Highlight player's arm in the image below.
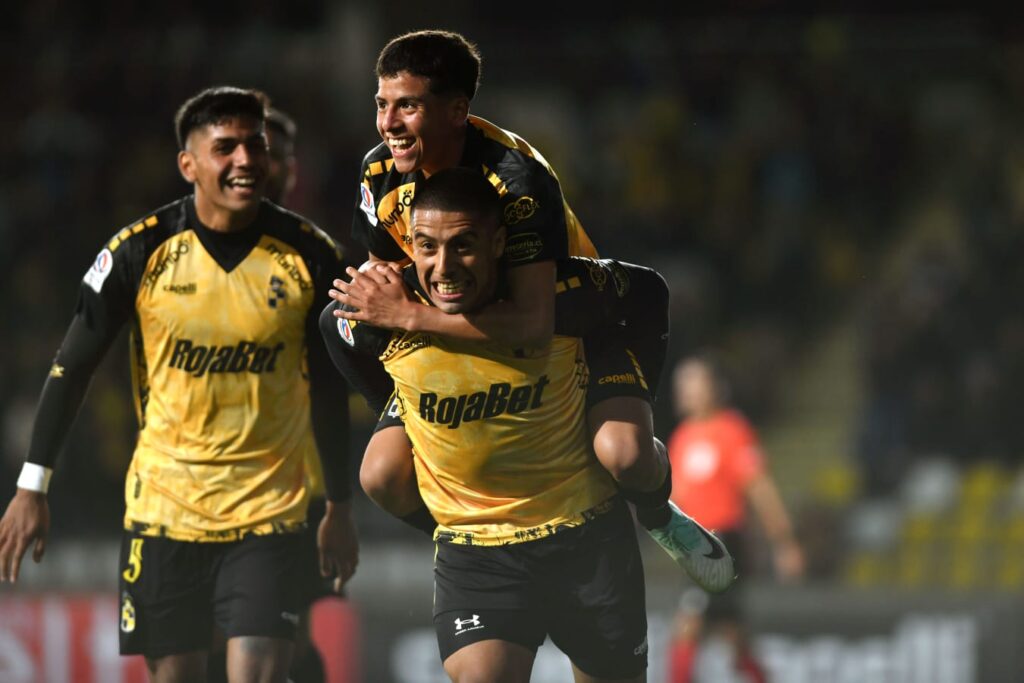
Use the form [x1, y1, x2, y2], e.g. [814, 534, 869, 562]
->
[745, 473, 805, 582]
[318, 300, 395, 415]
[334, 259, 555, 346]
[0, 275, 129, 582]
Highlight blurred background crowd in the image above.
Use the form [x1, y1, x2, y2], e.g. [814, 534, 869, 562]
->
[1, 0, 1022, 661]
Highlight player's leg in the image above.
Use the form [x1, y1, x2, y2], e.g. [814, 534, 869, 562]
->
[225, 636, 293, 682]
[442, 639, 535, 683]
[578, 281, 733, 592]
[215, 533, 304, 683]
[359, 422, 437, 535]
[434, 542, 545, 683]
[145, 653, 208, 683]
[118, 531, 217, 682]
[544, 500, 648, 683]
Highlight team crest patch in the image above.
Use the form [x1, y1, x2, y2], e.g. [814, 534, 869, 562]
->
[120, 594, 136, 633]
[359, 183, 378, 226]
[585, 261, 608, 291]
[83, 248, 114, 293]
[268, 276, 286, 308]
[337, 317, 357, 346]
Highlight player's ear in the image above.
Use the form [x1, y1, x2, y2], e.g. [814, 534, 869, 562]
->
[449, 95, 470, 125]
[492, 224, 506, 259]
[178, 150, 197, 183]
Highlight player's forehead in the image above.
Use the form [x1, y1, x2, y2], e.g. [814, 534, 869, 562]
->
[189, 116, 264, 145]
[412, 209, 485, 240]
[376, 71, 432, 101]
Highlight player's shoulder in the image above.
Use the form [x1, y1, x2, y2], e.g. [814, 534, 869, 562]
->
[468, 116, 558, 184]
[360, 141, 395, 175]
[81, 197, 190, 293]
[260, 200, 344, 263]
[466, 114, 561, 198]
[96, 197, 189, 259]
[718, 409, 757, 437]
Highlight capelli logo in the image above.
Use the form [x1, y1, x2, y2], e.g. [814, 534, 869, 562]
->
[163, 282, 197, 295]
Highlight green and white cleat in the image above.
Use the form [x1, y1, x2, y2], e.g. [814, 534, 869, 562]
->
[648, 501, 736, 593]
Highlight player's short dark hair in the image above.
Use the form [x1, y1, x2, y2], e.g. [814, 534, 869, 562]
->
[376, 30, 481, 100]
[174, 86, 266, 149]
[265, 106, 297, 142]
[411, 168, 501, 229]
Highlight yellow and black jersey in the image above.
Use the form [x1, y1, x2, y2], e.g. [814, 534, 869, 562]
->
[328, 265, 617, 546]
[29, 196, 351, 541]
[352, 115, 598, 265]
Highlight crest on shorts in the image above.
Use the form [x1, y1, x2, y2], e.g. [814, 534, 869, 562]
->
[120, 594, 136, 633]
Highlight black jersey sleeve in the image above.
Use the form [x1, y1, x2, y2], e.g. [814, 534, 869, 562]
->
[318, 300, 396, 416]
[26, 246, 136, 470]
[304, 233, 354, 502]
[498, 159, 571, 266]
[350, 156, 408, 262]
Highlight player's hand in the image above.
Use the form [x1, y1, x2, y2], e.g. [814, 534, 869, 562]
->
[773, 537, 805, 583]
[330, 264, 418, 331]
[0, 489, 50, 583]
[317, 499, 359, 593]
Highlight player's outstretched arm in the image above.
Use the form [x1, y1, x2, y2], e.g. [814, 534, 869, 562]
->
[0, 489, 50, 583]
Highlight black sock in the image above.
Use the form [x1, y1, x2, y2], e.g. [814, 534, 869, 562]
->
[619, 464, 673, 530]
[399, 505, 438, 537]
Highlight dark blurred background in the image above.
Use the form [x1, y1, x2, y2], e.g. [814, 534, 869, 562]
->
[2, 3, 1023, 682]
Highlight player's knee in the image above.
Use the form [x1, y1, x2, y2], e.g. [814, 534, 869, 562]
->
[592, 426, 649, 482]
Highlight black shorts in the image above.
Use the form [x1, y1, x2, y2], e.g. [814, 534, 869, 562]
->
[117, 530, 305, 657]
[554, 259, 670, 406]
[583, 324, 657, 408]
[433, 499, 648, 679]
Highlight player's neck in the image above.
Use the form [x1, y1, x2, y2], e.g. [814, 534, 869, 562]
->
[192, 195, 260, 233]
[421, 125, 468, 178]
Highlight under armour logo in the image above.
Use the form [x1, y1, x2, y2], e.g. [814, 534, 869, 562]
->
[454, 614, 482, 633]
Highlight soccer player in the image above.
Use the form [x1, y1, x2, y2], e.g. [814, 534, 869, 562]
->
[264, 105, 298, 206]
[665, 353, 804, 683]
[0, 87, 357, 683]
[333, 29, 724, 581]
[203, 100, 334, 683]
[326, 167, 655, 682]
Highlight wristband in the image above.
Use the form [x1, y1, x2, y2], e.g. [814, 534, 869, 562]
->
[17, 463, 53, 493]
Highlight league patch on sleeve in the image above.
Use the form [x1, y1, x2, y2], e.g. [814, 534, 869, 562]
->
[337, 316, 357, 346]
[83, 248, 114, 293]
[359, 183, 378, 226]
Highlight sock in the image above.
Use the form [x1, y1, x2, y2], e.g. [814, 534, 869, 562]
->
[619, 461, 673, 530]
[399, 505, 438, 537]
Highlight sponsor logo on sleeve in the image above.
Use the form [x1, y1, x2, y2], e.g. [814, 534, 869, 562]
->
[338, 317, 357, 346]
[503, 233, 544, 263]
[360, 183, 378, 226]
[83, 248, 114, 293]
[503, 196, 538, 226]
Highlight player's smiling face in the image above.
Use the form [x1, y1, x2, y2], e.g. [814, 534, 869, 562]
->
[412, 207, 505, 314]
[376, 71, 468, 176]
[178, 116, 268, 229]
